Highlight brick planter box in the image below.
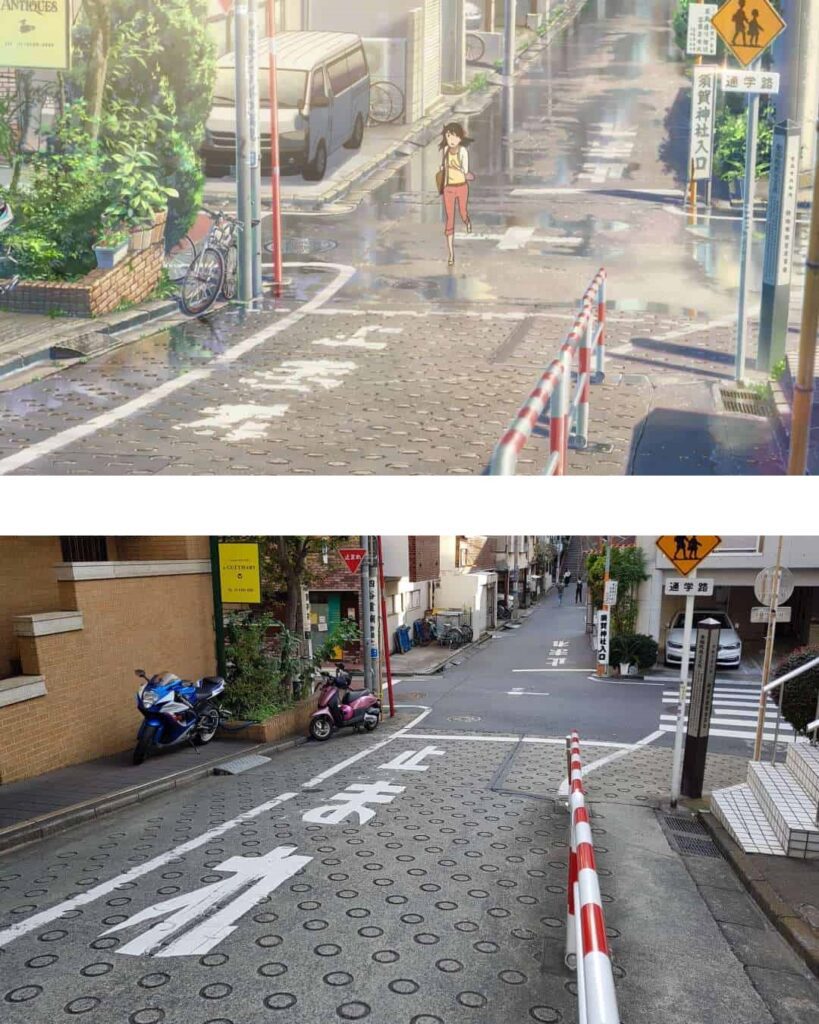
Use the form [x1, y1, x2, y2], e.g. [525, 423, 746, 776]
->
[218, 693, 320, 744]
[0, 242, 164, 318]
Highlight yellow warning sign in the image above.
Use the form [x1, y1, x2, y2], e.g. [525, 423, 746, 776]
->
[711, 0, 786, 68]
[656, 536, 722, 577]
[0, 0, 71, 71]
[218, 543, 261, 604]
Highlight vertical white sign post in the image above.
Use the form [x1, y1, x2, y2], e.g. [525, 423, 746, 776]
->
[687, 4, 718, 56]
[689, 67, 718, 184]
[758, 121, 800, 372]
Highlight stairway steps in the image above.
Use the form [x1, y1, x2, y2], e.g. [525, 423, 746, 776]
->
[711, 783, 786, 856]
[747, 761, 819, 858]
[785, 743, 819, 811]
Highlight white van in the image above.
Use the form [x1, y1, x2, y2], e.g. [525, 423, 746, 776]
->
[203, 31, 370, 182]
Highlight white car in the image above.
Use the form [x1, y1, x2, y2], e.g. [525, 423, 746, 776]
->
[466, 2, 483, 29]
[664, 609, 742, 668]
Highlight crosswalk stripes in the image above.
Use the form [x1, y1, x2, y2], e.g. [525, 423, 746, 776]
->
[659, 682, 795, 743]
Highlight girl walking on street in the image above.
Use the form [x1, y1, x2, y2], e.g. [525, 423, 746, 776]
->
[438, 122, 475, 266]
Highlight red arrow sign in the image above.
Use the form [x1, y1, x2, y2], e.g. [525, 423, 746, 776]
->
[338, 548, 367, 574]
[217, 0, 232, 12]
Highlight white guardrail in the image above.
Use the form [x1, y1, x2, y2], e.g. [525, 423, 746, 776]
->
[565, 730, 621, 1024]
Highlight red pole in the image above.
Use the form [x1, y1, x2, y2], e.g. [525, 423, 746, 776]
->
[266, 0, 283, 298]
[376, 535, 395, 718]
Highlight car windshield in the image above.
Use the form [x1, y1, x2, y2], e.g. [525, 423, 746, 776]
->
[214, 67, 308, 110]
[671, 611, 732, 629]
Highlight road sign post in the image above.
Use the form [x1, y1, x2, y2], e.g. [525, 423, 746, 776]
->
[233, 2, 254, 304]
[752, 538, 791, 761]
[680, 617, 722, 799]
[360, 536, 373, 692]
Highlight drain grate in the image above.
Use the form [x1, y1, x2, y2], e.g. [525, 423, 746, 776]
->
[671, 834, 723, 858]
[663, 815, 708, 835]
[719, 386, 771, 417]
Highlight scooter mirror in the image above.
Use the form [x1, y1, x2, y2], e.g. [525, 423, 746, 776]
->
[135, 669, 147, 679]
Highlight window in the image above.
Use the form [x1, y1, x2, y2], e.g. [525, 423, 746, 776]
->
[712, 536, 761, 554]
[410, 591, 421, 610]
[347, 46, 368, 85]
[60, 537, 108, 562]
[327, 54, 350, 94]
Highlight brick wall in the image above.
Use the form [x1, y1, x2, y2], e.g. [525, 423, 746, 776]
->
[0, 572, 215, 784]
[114, 537, 210, 561]
[306, 549, 363, 591]
[0, 244, 164, 318]
[409, 536, 440, 582]
[0, 537, 64, 678]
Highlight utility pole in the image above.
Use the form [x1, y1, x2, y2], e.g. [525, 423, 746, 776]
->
[233, 0, 254, 303]
[248, 0, 263, 299]
[753, 536, 784, 760]
[503, 0, 516, 78]
[266, 0, 284, 298]
[787, 114, 819, 475]
[735, 60, 761, 382]
[360, 536, 374, 691]
[376, 536, 396, 717]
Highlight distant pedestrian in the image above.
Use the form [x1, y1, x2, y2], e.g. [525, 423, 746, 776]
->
[437, 122, 475, 267]
[556, 582, 565, 605]
[575, 579, 583, 604]
[563, 569, 571, 587]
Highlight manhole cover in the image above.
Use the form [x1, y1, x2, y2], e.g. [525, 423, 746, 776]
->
[663, 815, 708, 836]
[719, 386, 771, 417]
[448, 715, 481, 723]
[669, 834, 723, 859]
[264, 237, 338, 255]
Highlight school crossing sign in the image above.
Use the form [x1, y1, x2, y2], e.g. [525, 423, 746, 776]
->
[710, 0, 786, 68]
[0, 0, 71, 70]
[656, 536, 722, 576]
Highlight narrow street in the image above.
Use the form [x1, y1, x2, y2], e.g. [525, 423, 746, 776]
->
[2, 590, 817, 1024]
[0, 0, 806, 476]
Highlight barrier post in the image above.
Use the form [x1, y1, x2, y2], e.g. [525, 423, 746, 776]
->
[594, 275, 606, 382]
[574, 304, 591, 448]
[550, 356, 567, 475]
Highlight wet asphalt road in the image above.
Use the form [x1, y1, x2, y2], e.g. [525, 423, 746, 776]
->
[0, 0, 808, 475]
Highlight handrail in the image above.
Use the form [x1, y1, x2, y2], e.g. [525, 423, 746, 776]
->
[807, 718, 819, 738]
[761, 655, 819, 693]
[488, 269, 606, 475]
[564, 731, 621, 1024]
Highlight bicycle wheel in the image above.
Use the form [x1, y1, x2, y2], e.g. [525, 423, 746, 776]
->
[466, 33, 485, 63]
[369, 81, 404, 125]
[180, 246, 224, 316]
[221, 245, 238, 300]
[165, 234, 197, 282]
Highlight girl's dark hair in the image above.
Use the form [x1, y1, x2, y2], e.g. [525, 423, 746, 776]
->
[439, 122, 473, 149]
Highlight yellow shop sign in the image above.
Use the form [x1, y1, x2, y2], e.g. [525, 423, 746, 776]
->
[0, 0, 71, 71]
[218, 543, 262, 604]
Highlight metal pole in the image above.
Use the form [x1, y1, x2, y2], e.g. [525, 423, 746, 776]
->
[753, 536, 784, 761]
[504, 0, 516, 78]
[266, 0, 284, 299]
[376, 536, 396, 718]
[596, 537, 611, 678]
[670, 569, 697, 808]
[248, 0, 263, 300]
[736, 67, 761, 381]
[233, 1, 253, 304]
[209, 538, 227, 678]
[787, 115, 819, 475]
[360, 536, 373, 691]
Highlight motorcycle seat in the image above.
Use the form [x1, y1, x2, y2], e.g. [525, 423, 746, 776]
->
[196, 676, 225, 698]
[343, 688, 371, 704]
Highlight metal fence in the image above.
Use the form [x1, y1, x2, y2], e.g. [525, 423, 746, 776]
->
[488, 269, 607, 475]
[565, 730, 621, 1024]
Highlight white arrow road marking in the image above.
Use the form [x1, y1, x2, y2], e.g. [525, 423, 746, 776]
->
[241, 359, 356, 393]
[557, 730, 664, 797]
[507, 690, 550, 696]
[379, 746, 446, 771]
[104, 846, 312, 957]
[312, 325, 403, 350]
[0, 261, 357, 475]
[175, 403, 288, 442]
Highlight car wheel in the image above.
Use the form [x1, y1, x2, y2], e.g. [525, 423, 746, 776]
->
[344, 114, 364, 149]
[303, 139, 327, 181]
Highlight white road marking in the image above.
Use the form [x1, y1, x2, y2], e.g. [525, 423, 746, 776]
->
[405, 733, 630, 749]
[557, 729, 664, 797]
[512, 668, 590, 673]
[312, 325, 403, 351]
[660, 713, 794, 730]
[0, 261, 357, 475]
[241, 359, 356, 393]
[176, 403, 288, 441]
[498, 226, 536, 250]
[507, 690, 551, 696]
[658, 725, 794, 742]
[379, 746, 445, 771]
[302, 781, 405, 825]
[0, 792, 297, 949]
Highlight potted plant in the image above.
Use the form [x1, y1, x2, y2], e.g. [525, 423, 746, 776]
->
[105, 145, 178, 254]
[92, 222, 130, 270]
[609, 633, 659, 676]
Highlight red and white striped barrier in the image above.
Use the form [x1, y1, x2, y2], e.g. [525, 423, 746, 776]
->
[565, 731, 621, 1024]
[488, 269, 607, 475]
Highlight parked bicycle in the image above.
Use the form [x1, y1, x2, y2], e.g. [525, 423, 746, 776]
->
[0, 201, 20, 296]
[179, 206, 240, 316]
[368, 80, 405, 125]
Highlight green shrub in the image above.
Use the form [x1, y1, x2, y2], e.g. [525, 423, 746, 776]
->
[224, 611, 291, 721]
[714, 102, 774, 183]
[609, 633, 659, 670]
[771, 647, 819, 737]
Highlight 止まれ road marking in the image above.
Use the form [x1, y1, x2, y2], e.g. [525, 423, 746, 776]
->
[0, 261, 357, 475]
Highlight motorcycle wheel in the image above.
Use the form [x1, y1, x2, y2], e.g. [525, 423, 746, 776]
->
[133, 724, 157, 765]
[194, 704, 219, 745]
[363, 714, 380, 732]
[310, 717, 332, 741]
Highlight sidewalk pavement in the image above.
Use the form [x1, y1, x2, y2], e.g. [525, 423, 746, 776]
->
[0, 733, 306, 856]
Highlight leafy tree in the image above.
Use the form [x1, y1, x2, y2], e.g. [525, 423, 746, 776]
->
[672, 0, 692, 53]
[771, 647, 819, 737]
[714, 101, 774, 183]
[585, 543, 649, 636]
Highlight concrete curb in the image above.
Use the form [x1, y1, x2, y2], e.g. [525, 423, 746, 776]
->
[0, 735, 308, 858]
[699, 810, 819, 978]
[402, 630, 494, 676]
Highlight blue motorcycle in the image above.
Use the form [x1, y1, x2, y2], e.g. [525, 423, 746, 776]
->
[133, 669, 228, 765]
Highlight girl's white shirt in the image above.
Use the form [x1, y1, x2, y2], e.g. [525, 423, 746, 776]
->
[448, 144, 469, 176]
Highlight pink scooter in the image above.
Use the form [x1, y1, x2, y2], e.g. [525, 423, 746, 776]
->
[309, 664, 381, 742]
